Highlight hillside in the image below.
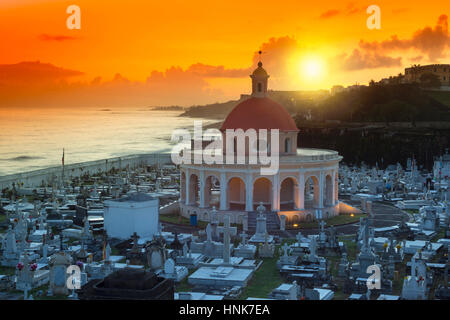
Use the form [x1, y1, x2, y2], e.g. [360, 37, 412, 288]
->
[179, 90, 329, 120]
[315, 84, 450, 123]
[426, 90, 450, 108]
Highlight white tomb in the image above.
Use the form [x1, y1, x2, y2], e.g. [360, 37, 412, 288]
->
[104, 193, 159, 240]
[188, 266, 254, 288]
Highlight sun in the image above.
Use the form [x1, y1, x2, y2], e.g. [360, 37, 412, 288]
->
[300, 57, 325, 80]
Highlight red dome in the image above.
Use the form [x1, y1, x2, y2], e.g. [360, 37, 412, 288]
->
[220, 97, 299, 132]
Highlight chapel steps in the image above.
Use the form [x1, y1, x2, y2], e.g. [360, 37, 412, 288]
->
[247, 211, 280, 232]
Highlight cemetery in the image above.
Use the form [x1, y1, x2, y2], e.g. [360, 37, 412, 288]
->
[0, 149, 449, 301]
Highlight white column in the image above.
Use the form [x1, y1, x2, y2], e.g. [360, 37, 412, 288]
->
[185, 168, 190, 205]
[220, 172, 228, 210]
[293, 183, 300, 210]
[319, 171, 325, 209]
[180, 170, 185, 202]
[298, 172, 305, 210]
[245, 173, 253, 212]
[272, 174, 280, 211]
[199, 170, 206, 208]
[331, 169, 336, 206]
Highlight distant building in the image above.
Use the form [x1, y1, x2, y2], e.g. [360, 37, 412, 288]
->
[404, 64, 450, 85]
[104, 192, 159, 240]
[330, 85, 345, 95]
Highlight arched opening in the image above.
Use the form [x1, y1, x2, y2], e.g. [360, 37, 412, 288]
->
[188, 174, 200, 205]
[180, 172, 186, 202]
[325, 175, 333, 206]
[258, 82, 262, 92]
[284, 138, 291, 153]
[304, 176, 319, 209]
[280, 177, 298, 210]
[203, 175, 220, 208]
[227, 177, 246, 211]
[253, 177, 272, 211]
[291, 215, 300, 227]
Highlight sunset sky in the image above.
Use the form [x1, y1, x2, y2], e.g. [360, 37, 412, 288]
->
[0, 0, 449, 107]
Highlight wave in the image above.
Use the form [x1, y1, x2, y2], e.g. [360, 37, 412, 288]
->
[0, 156, 45, 161]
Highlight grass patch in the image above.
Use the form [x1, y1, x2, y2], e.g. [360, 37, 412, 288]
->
[111, 247, 121, 256]
[238, 243, 286, 299]
[159, 213, 241, 230]
[175, 269, 196, 293]
[159, 213, 208, 229]
[338, 235, 358, 260]
[427, 90, 450, 107]
[332, 289, 349, 300]
[0, 266, 16, 276]
[298, 213, 366, 229]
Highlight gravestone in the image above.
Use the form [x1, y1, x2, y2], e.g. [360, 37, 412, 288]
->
[401, 255, 428, 300]
[249, 203, 273, 244]
[259, 233, 275, 258]
[162, 258, 188, 282]
[234, 231, 256, 259]
[48, 251, 72, 296]
[217, 215, 237, 265]
[164, 258, 175, 275]
[1, 225, 21, 267]
[280, 215, 286, 231]
[242, 215, 248, 232]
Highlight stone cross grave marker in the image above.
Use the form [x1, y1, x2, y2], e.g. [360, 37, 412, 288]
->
[217, 215, 237, 264]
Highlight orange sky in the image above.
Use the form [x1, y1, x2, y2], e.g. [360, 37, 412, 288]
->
[0, 0, 449, 107]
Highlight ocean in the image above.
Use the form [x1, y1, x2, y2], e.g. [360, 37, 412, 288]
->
[0, 107, 214, 176]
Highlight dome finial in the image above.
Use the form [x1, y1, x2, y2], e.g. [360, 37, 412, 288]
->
[257, 50, 263, 66]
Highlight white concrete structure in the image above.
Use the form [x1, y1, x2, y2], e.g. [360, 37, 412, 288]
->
[179, 63, 342, 225]
[104, 193, 159, 240]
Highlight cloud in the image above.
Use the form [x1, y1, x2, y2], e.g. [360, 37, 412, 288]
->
[38, 34, 78, 42]
[410, 55, 424, 62]
[359, 14, 450, 61]
[251, 36, 301, 77]
[186, 63, 251, 78]
[0, 62, 221, 108]
[335, 49, 402, 71]
[345, 2, 364, 15]
[318, 3, 364, 19]
[319, 9, 340, 19]
[0, 61, 84, 85]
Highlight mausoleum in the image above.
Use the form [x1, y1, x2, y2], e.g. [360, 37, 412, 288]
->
[179, 62, 342, 226]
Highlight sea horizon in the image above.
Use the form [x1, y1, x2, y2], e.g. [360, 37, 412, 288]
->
[0, 107, 214, 176]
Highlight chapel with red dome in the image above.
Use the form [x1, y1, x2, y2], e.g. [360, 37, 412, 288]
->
[179, 61, 343, 229]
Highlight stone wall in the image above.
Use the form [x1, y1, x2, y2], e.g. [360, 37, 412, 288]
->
[0, 153, 173, 189]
